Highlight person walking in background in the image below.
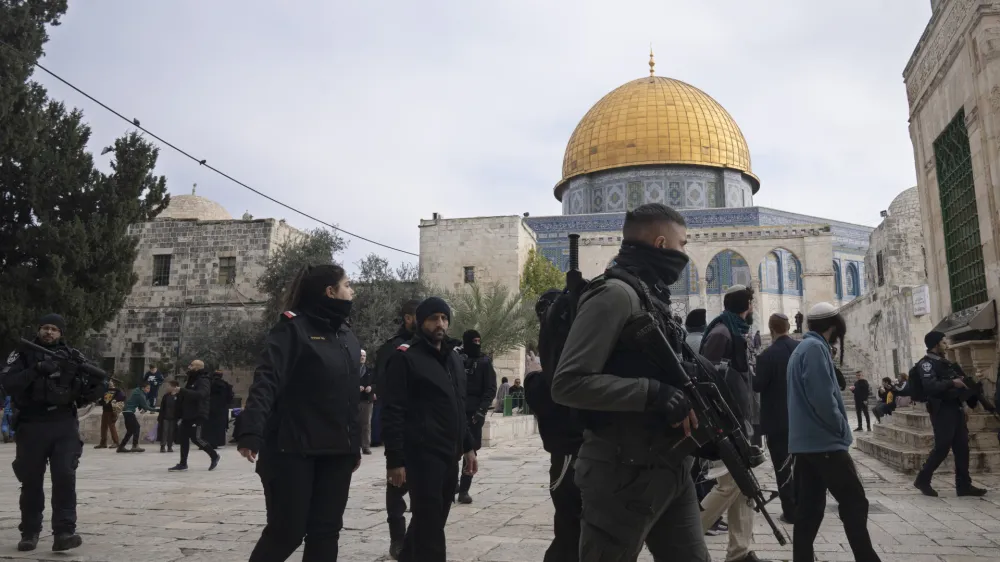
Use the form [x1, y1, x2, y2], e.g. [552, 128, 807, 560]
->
[205, 370, 234, 448]
[158, 381, 180, 453]
[787, 303, 880, 562]
[851, 372, 872, 432]
[144, 365, 164, 406]
[753, 313, 798, 524]
[237, 264, 363, 562]
[752, 330, 762, 351]
[359, 350, 374, 455]
[684, 308, 707, 351]
[495, 377, 510, 412]
[170, 360, 220, 472]
[456, 330, 497, 504]
[95, 380, 125, 449]
[2, 395, 16, 443]
[118, 383, 154, 453]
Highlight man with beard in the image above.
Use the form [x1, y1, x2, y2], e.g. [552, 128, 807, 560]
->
[787, 303, 880, 562]
[0, 314, 102, 552]
[169, 360, 220, 472]
[375, 299, 420, 558]
[456, 330, 497, 504]
[382, 297, 478, 562]
[698, 285, 767, 562]
[551, 203, 709, 562]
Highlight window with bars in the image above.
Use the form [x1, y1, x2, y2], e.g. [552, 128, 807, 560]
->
[876, 252, 885, 287]
[933, 109, 987, 313]
[218, 256, 237, 284]
[463, 266, 475, 284]
[152, 254, 172, 286]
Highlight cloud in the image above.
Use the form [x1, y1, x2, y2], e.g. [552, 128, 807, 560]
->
[36, 0, 930, 271]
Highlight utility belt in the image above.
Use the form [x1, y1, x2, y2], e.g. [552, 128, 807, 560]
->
[578, 429, 694, 468]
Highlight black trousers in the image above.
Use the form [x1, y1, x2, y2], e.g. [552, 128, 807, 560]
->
[765, 432, 795, 521]
[249, 453, 355, 562]
[458, 417, 483, 495]
[793, 451, 880, 562]
[120, 412, 141, 448]
[179, 420, 216, 465]
[386, 481, 408, 542]
[12, 418, 82, 535]
[544, 453, 581, 562]
[915, 405, 971, 489]
[855, 400, 871, 429]
[399, 453, 458, 562]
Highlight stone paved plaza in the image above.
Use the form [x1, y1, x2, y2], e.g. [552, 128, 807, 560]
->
[0, 431, 998, 561]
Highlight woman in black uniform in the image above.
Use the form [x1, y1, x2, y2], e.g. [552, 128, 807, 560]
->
[237, 264, 362, 562]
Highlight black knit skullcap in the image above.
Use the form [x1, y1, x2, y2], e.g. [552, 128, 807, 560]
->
[416, 297, 451, 326]
[925, 331, 946, 350]
[39, 313, 66, 334]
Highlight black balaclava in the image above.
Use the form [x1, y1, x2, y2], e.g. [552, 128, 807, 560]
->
[613, 241, 689, 286]
[463, 329, 482, 357]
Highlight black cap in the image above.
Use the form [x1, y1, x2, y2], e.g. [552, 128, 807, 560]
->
[684, 308, 707, 330]
[925, 331, 946, 350]
[39, 313, 66, 334]
[416, 297, 451, 327]
[401, 299, 421, 317]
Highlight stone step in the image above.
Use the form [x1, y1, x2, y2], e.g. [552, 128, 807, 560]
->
[890, 407, 1000, 431]
[854, 434, 1000, 473]
[872, 422, 1000, 450]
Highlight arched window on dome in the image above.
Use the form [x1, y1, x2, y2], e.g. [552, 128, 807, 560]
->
[833, 261, 843, 301]
[707, 250, 750, 294]
[847, 263, 860, 298]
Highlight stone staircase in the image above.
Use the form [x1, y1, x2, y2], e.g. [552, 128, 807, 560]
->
[854, 406, 1000, 473]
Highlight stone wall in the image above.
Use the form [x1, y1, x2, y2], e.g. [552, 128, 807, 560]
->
[906, 1, 1000, 324]
[839, 187, 935, 378]
[94, 217, 302, 384]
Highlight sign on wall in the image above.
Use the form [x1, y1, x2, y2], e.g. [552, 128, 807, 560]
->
[913, 285, 930, 316]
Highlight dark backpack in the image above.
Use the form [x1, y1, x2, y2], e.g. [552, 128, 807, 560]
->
[908, 362, 926, 402]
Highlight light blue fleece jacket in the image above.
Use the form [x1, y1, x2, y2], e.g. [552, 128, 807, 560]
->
[787, 331, 852, 454]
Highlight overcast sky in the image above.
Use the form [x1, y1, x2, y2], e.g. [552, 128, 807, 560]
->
[36, 1, 931, 270]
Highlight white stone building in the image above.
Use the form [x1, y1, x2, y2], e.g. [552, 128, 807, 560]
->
[419, 59, 873, 382]
[94, 193, 302, 396]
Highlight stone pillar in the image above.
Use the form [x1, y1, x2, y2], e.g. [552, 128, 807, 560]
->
[801, 234, 835, 314]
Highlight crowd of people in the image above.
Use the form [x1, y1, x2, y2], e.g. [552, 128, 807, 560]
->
[0, 203, 995, 561]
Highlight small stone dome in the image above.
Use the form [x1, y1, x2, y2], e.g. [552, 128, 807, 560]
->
[157, 194, 233, 221]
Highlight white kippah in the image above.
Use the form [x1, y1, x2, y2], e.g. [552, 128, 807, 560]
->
[725, 284, 747, 295]
[807, 302, 839, 320]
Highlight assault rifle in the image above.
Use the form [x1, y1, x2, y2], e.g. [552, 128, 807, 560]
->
[620, 313, 787, 546]
[959, 374, 1000, 423]
[19, 338, 108, 384]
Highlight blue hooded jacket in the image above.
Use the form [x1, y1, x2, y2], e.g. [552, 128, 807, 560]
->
[787, 331, 852, 454]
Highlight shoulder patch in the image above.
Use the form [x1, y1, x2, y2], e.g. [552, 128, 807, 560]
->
[283, 311, 297, 319]
[921, 361, 932, 373]
[397, 344, 410, 352]
[6, 352, 18, 365]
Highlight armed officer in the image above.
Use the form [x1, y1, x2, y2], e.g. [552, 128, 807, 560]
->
[0, 314, 102, 552]
[375, 299, 420, 560]
[913, 331, 988, 498]
[552, 203, 709, 562]
[456, 329, 497, 504]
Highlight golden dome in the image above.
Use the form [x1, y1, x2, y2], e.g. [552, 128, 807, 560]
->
[556, 75, 758, 200]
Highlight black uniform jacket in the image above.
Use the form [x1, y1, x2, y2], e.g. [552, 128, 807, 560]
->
[918, 353, 973, 410]
[178, 370, 211, 422]
[238, 309, 362, 458]
[373, 325, 412, 396]
[753, 334, 798, 436]
[1, 339, 83, 422]
[462, 353, 497, 418]
[381, 335, 475, 469]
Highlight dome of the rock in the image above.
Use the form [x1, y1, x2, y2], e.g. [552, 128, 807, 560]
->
[157, 194, 233, 221]
[555, 74, 758, 201]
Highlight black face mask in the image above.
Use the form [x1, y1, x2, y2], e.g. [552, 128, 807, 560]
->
[614, 242, 690, 286]
[305, 295, 353, 322]
[465, 342, 482, 357]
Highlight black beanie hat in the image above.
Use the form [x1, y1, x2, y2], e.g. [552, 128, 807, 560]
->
[416, 297, 451, 327]
[39, 313, 66, 334]
[685, 308, 707, 330]
[925, 330, 946, 350]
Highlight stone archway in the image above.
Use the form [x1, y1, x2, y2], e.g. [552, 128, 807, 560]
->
[756, 248, 805, 322]
[706, 250, 751, 294]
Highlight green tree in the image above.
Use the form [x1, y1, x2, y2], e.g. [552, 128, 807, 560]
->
[446, 283, 534, 358]
[520, 247, 564, 301]
[351, 254, 424, 363]
[256, 228, 347, 320]
[0, 1, 170, 353]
